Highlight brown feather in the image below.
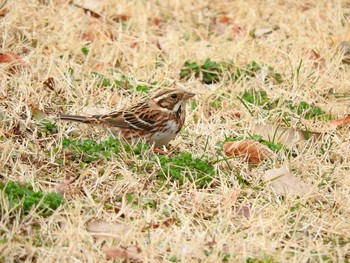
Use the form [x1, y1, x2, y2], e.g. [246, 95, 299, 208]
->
[58, 88, 195, 147]
[59, 115, 91, 123]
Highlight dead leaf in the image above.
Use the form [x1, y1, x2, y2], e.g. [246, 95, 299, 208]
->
[112, 14, 129, 23]
[91, 62, 112, 72]
[55, 174, 81, 196]
[31, 107, 46, 120]
[231, 25, 243, 36]
[148, 218, 175, 229]
[80, 7, 100, 18]
[81, 18, 102, 41]
[299, 115, 350, 133]
[73, 0, 102, 18]
[148, 17, 161, 26]
[55, 182, 72, 195]
[305, 49, 325, 69]
[87, 220, 131, 236]
[103, 246, 142, 262]
[234, 205, 261, 219]
[130, 41, 138, 49]
[155, 40, 168, 56]
[81, 17, 113, 42]
[218, 16, 232, 25]
[43, 77, 56, 91]
[223, 140, 273, 164]
[250, 27, 278, 38]
[307, 49, 321, 59]
[0, 52, 25, 73]
[210, 16, 243, 38]
[206, 240, 217, 248]
[250, 123, 320, 147]
[0, 8, 9, 17]
[263, 166, 311, 196]
[220, 110, 241, 121]
[328, 115, 350, 129]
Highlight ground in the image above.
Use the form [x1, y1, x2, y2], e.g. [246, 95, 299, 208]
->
[1, 0, 350, 262]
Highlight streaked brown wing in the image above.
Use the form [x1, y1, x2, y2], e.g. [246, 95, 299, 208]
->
[93, 111, 131, 128]
[122, 110, 156, 130]
[95, 102, 157, 131]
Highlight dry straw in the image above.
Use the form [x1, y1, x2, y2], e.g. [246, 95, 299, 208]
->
[0, 0, 350, 261]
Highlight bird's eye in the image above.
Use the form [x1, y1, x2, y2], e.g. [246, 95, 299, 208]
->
[170, 94, 177, 99]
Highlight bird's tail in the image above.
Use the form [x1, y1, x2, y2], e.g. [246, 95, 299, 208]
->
[59, 114, 96, 124]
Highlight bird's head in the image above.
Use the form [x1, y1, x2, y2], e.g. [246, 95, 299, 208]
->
[152, 88, 195, 113]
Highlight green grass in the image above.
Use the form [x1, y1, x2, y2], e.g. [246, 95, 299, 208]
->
[81, 46, 89, 56]
[89, 72, 155, 93]
[157, 152, 215, 187]
[241, 90, 333, 120]
[180, 59, 226, 84]
[241, 90, 269, 107]
[180, 59, 282, 84]
[61, 138, 215, 187]
[61, 137, 150, 163]
[1, 1, 349, 262]
[220, 134, 285, 153]
[0, 181, 64, 217]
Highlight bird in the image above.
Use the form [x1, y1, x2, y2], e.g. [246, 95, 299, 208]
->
[59, 88, 195, 148]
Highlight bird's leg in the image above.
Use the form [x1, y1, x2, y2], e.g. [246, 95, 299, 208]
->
[152, 146, 173, 157]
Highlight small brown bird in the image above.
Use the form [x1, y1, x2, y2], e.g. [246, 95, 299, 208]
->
[59, 88, 195, 148]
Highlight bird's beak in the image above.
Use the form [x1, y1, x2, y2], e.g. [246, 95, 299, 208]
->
[183, 92, 195, 100]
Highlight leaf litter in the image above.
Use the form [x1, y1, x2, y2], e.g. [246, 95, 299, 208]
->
[263, 166, 311, 197]
[103, 246, 142, 262]
[1, 1, 350, 262]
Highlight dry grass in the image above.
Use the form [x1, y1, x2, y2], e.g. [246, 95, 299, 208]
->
[1, 0, 350, 262]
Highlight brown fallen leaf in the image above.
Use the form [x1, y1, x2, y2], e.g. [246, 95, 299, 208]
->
[250, 26, 279, 38]
[299, 115, 350, 133]
[81, 18, 102, 41]
[43, 77, 56, 92]
[223, 140, 273, 164]
[220, 110, 241, 121]
[148, 17, 161, 26]
[55, 174, 81, 196]
[231, 25, 243, 36]
[31, 107, 47, 120]
[305, 49, 325, 69]
[206, 240, 217, 248]
[91, 62, 112, 72]
[218, 16, 232, 25]
[210, 16, 243, 38]
[73, 0, 102, 18]
[263, 166, 311, 196]
[112, 14, 129, 23]
[79, 6, 100, 18]
[55, 182, 72, 196]
[328, 115, 350, 129]
[103, 246, 142, 262]
[81, 17, 113, 42]
[148, 218, 175, 229]
[130, 41, 138, 49]
[0, 8, 9, 17]
[0, 52, 25, 73]
[234, 205, 262, 219]
[250, 123, 321, 147]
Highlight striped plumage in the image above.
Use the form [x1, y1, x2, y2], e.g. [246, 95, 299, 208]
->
[59, 88, 195, 148]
